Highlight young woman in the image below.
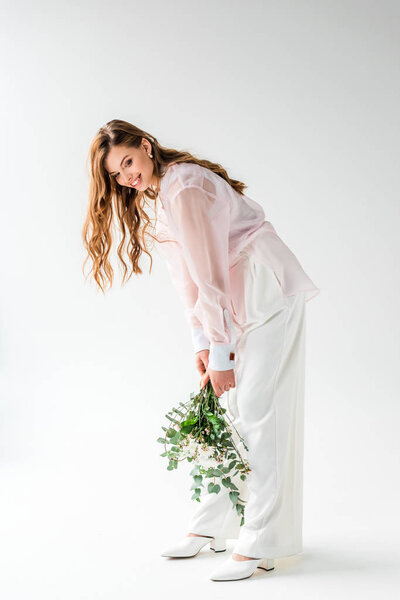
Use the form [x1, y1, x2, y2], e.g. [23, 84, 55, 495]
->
[82, 119, 320, 582]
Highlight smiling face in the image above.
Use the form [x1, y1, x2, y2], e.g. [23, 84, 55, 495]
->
[104, 140, 159, 191]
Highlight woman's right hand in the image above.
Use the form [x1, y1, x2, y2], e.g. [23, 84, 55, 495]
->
[195, 349, 210, 388]
[195, 350, 236, 398]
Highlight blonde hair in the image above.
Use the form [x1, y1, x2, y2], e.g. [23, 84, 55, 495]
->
[82, 119, 247, 293]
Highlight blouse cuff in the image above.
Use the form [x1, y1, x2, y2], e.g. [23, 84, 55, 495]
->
[191, 326, 211, 353]
[208, 342, 236, 371]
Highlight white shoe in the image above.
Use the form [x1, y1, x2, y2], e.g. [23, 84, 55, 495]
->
[210, 555, 275, 581]
[161, 535, 226, 558]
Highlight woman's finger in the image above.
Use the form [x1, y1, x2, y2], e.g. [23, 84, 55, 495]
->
[201, 372, 210, 388]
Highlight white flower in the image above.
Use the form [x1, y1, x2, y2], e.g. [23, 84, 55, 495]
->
[178, 437, 229, 469]
[193, 445, 224, 468]
[179, 437, 201, 460]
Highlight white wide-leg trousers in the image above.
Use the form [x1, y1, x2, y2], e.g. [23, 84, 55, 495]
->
[186, 248, 307, 559]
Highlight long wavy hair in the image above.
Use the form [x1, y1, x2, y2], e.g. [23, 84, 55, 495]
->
[82, 119, 248, 293]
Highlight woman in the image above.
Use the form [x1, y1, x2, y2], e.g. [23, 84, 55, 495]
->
[82, 119, 320, 582]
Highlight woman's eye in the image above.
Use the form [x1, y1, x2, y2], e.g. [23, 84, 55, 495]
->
[112, 158, 132, 180]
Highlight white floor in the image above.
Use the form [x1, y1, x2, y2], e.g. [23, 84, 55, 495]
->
[1, 340, 399, 599]
[1, 444, 399, 600]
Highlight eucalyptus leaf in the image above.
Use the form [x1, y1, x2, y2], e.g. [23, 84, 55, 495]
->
[172, 408, 185, 417]
[229, 491, 239, 506]
[166, 415, 180, 425]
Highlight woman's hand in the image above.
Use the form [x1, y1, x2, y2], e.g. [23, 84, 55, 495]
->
[195, 349, 210, 386]
[195, 349, 236, 397]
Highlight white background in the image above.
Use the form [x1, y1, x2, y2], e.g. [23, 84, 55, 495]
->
[1, 0, 399, 598]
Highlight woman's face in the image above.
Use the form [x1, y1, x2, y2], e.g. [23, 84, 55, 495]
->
[104, 140, 158, 190]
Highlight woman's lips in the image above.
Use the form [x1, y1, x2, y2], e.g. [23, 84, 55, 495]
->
[131, 174, 141, 187]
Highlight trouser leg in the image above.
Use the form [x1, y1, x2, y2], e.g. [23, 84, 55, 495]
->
[232, 288, 306, 558]
[187, 256, 307, 558]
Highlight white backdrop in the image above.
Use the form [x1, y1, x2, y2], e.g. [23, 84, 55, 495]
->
[1, 1, 399, 598]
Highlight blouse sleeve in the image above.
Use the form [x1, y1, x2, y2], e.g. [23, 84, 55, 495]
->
[168, 184, 237, 371]
[156, 238, 211, 353]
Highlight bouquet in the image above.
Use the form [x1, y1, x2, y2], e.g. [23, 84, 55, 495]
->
[157, 380, 251, 526]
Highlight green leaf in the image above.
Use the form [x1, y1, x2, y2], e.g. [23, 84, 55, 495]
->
[207, 483, 221, 494]
[169, 436, 181, 446]
[166, 415, 180, 424]
[194, 487, 201, 495]
[172, 407, 185, 417]
[160, 452, 168, 457]
[182, 417, 198, 427]
[157, 437, 166, 444]
[229, 491, 239, 506]
[180, 425, 192, 435]
[190, 477, 203, 490]
[208, 468, 220, 477]
[206, 412, 220, 424]
[180, 417, 198, 434]
[213, 469, 225, 477]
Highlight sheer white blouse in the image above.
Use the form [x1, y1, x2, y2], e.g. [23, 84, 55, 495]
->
[152, 162, 320, 371]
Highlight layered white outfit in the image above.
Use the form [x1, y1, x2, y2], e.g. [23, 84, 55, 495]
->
[154, 162, 320, 558]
